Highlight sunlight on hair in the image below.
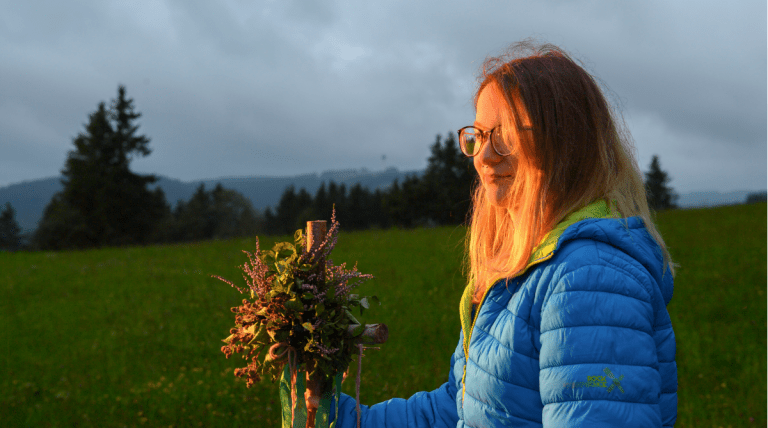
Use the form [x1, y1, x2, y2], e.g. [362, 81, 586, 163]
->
[464, 38, 680, 304]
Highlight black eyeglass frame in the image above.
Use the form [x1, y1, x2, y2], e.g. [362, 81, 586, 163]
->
[457, 125, 532, 157]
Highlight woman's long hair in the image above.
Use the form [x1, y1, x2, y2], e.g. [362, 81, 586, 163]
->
[465, 39, 680, 304]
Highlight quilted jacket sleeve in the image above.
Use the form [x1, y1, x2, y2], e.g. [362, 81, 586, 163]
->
[538, 258, 671, 427]
[329, 348, 460, 428]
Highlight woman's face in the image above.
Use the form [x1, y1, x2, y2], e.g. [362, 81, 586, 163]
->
[473, 83, 533, 208]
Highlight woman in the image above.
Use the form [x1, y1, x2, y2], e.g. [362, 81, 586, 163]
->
[330, 40, 679, 427]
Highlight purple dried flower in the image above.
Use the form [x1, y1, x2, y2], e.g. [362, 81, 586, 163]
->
[314, 343, 339, 356]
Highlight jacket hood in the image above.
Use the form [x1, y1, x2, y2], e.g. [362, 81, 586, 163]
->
[535, 198, 675, 306]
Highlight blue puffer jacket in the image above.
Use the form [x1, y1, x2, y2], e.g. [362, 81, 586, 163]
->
[331, 198, 678, 427]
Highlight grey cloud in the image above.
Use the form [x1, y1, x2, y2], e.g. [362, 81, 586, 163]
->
[0, 0, 764, 193]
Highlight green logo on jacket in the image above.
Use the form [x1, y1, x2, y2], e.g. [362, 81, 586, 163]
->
[563, 368, 625, 393]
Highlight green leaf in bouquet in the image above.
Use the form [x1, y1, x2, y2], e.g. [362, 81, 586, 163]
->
[301, 292, 313, 300]
[272, 242, 297, 262]
[249, 324, 270, 345]
[243, 324, 258, 336]
[315, 303, 325, 316]
[284, 297, 304, 312]
[294, 228, 305, 248]
[263, 349, 278, 366]
[344, 309, 360, 325]
[273, 268, 292, 290]
[302, 322, 315, 333]
[270, 281, 288, 295]
[261, 249, 277, 267]
[264, 265, 278, 278]
[266, 289, 279, 302]
[274, 329, 289, 343]
[222, 333, 235, 344]
[266, 321, 280, 338]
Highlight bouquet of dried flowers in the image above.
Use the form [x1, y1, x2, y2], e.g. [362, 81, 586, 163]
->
[214, 208, 382, 428]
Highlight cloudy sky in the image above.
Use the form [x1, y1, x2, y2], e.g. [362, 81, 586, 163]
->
[1, 0, 766, 195]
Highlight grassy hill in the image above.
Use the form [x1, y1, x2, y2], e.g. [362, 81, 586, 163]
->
[1, 202, 765, 427]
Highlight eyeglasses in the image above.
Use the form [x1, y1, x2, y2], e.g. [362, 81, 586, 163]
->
[457, 125, 532, 157]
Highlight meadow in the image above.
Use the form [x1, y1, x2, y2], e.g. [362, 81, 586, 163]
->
[1, 202, 765, 427]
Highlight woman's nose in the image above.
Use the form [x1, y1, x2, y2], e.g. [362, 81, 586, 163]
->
[477, 136, 501, 165]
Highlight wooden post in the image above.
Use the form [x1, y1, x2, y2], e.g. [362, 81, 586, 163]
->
[303, 220, 327, 428]
[306, 221, 327, 287]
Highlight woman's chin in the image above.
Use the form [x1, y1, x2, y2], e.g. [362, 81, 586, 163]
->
[487, 193, 514, 208]
[484, 191, 519, 211]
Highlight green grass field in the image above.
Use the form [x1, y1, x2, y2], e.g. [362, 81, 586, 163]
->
[2, 202, 765, 427]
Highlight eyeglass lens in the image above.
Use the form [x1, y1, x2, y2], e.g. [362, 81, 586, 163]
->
[460, 127, 511, 156]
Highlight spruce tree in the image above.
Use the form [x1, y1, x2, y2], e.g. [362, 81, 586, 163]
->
[644, 155, 679, 212]
[182, 184, 216, 241]
[292, 187, 313, 232]
[346, 183, 373, 230]
[274, 185, 298, 235]
[313, 183, 329, 223]
[34, 85, 169, 250]
[210, 183, 260, 239]
[372, 188, 389, 229]
[419, 132, 475, 225]
[0, 202, 22, 251]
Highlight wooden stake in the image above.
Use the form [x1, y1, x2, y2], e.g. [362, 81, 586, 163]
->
[304, 220, 327, 428]
[306, 220, 327, 288]
[306, 220, 327, 253]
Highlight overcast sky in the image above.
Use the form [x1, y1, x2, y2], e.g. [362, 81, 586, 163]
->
[1, 0, 766, 195]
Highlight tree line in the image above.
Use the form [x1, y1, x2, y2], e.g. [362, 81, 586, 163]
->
[1, 85, 715, 252]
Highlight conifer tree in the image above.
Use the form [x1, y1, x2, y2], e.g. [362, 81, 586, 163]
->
[274, 185, 298, 235]
[419, 132, 475, 225]
[182, 184, 216, 241]
[210, 183, 261, 239]
[292, 188, 313, 232]
[644, 154, 679, 212]
[313, 183, 329, 222]
[372, 188, 389, 229]
[34, 85, 169, 250]
[346, 183, 372, 230]
[385, 174, 424, 228]
[0, 202, 22, 251]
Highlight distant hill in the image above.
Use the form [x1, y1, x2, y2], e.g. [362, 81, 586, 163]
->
[0, 168, 764, 235]
[0, 167, 424, 234]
